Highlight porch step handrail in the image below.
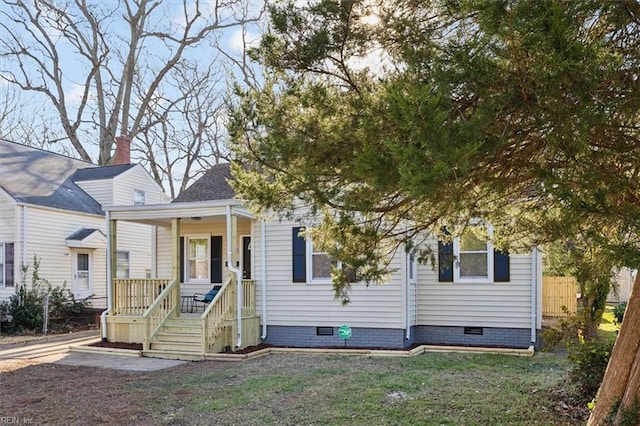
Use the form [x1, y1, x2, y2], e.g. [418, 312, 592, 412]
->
[201, 276, 234, 354]
[142, 278, 179, 351]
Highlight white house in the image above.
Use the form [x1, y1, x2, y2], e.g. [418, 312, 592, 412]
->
[0, 138, 167, 310]
[103, 163, 543, 359]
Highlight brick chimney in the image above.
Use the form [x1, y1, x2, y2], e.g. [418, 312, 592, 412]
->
[114, 134, 131, 165]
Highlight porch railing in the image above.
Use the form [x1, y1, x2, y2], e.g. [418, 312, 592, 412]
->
[201, 276, 234, 353]
[142, 278, 179, 351]
[242, 279, 256, 316]
[112, 278, 170, 315]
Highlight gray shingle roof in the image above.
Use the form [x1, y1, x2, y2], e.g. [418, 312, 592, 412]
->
[66, 228, 103, 240]
[173, 163, 236, 203]
[72, 163, 135, 181]
[0, 139, 131, 215]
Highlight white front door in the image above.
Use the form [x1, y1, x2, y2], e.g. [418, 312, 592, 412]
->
[73, 251, 92, 298]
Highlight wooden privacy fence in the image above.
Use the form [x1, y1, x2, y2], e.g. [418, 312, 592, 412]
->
[543, 276, 578, 317]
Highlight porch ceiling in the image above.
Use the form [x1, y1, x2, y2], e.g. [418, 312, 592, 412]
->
[105, 200, 254, 226]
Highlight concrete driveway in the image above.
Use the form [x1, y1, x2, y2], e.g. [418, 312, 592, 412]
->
[0, 330, 186, 371]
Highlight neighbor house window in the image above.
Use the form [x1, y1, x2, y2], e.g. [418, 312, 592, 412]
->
[187, 236, 209, 283]
[1, 242, 14, 288]
[116, 251, 130, 279]
[0, 243, 4, 287]
[133, 189, 146, 205]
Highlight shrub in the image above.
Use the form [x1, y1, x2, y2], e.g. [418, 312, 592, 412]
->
[0, 255, 91, 334]
[613, 301, 627, 326]
[568, 339, 614, 399]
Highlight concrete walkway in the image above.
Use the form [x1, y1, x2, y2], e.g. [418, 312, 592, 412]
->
[0, 330, 186, 371]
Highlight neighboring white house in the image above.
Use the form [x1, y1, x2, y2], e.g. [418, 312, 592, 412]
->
[0, 138, 167, 309]
[103, 163, 543, 356]
[608, 267, 635, 303]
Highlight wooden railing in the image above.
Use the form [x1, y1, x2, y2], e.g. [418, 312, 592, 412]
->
[201, 276, 234, 353]
[142, 278, 179, 351]
[112, 278, 170, 315]
[543, 276, 578, 317]
[242, 279, 256, 317]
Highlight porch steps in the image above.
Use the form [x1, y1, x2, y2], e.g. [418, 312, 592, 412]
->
[148, 318, 203, 356]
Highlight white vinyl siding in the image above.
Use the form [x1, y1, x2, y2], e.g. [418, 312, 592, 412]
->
[19, 207, 107, 307]
[115, 221, 154, 281]
[417, 238, 533, 329]
[75, 179, 114, 206]
[113, 166, 164, 206]
[256, 219, 405, 329]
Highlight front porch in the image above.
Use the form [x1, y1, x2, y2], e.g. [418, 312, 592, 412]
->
[105, 277, 260, 359]
[103, 201, 262, 360]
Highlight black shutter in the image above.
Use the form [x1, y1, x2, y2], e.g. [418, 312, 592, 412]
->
[292, 227, 306, 282]
[494, 250, 510, 282]
[438, 239, 454, 282]
[211, 236, 223, 283]
[179, 237, 185, 283]
[5, 243, 14, 287]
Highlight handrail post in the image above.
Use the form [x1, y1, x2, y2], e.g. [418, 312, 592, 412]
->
[143, 316, 150, 352]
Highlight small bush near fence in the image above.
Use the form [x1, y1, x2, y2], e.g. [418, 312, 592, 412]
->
[0, 256, 91, 335]
[568, 339, 615, 400]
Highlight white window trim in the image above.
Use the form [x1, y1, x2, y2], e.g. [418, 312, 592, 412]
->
[453, 225, 494, 283]
[185, 234, 210, 284]
[305, 238, 333, 283]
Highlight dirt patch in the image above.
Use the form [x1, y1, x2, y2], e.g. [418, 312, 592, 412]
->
[89, 341, 143, 351]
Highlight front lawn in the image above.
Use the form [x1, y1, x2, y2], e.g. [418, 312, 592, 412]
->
[1, 350, 585, 425]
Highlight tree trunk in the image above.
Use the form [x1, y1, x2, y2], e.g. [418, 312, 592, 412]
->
[588, 273, 640, 425]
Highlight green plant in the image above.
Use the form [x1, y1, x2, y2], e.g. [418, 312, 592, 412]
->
[568, 339, 615, 399]
[0, 255, 90, 334]
[618, 398, 640, 426]
[613, 301, 627, 326]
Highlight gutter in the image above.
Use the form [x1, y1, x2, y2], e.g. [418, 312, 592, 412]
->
[100, 211, 111, 342]
[226, 205, 243, 348]
[261, 220, 267, 339]
[530, 247, 538, 344]
[405, 250, 411, 341]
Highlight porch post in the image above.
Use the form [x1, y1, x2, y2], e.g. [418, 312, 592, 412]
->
[171, 218, 181, 317]
[226, 206, 242, 347]
[109, 218, 117, 311]
[171, 217, 181, 287]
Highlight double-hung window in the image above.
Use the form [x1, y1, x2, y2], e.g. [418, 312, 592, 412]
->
[0, 242, 14, 288]
[292, 227, 336, 283]
[308, 239, 332, 282]
[438, 224, 510, 283]
[0, 243, 4, 287]
[454, 225, 493, 282]
[133, 189, 146, 205]
[187, 236, 209, 283]
[116, 251, 130, 279]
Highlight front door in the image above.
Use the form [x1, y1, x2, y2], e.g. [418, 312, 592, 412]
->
[73, 251, 92, 298]
[242, 236, 251, 279]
